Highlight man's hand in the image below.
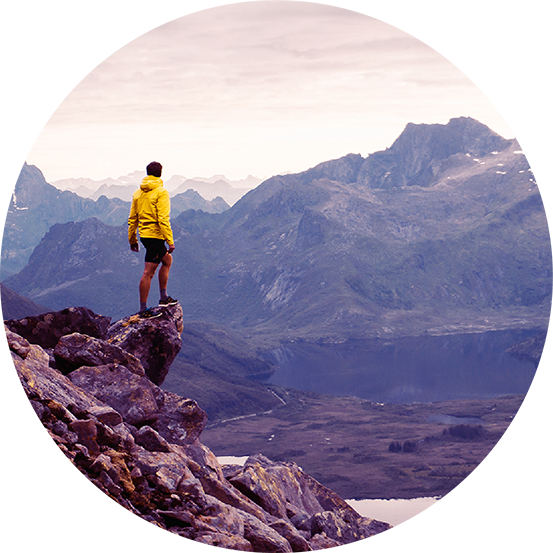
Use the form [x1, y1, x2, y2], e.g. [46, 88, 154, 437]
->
[130, 243, 139, 252]
[168, 244, 175, 254]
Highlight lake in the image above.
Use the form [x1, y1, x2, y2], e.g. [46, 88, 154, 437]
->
[263, 329, 540, 403]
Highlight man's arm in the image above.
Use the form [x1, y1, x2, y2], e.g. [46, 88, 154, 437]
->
[128, 195, 139, 249]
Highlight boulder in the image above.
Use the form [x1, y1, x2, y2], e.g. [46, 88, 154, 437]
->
[269, 519, 312, 552]
[54, 332, 145, 376]
[241, 510, 294, 553]
[67, 363, 160, 426]
[228, 454, 351, 519]
[155, 391, 207, 445]
[135, 426, 171, 453]
[5, 306, 111, 348]
[107, 303, 183, 385]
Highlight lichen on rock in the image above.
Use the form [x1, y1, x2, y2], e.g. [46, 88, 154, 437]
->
[5, 303, 392, 550]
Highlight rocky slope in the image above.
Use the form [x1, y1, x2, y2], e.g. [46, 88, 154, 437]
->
[0, 283, 50, 319]
[5, 304, 391, 550]
[506, 331, 547, 368]
[5, 118, 550, 338]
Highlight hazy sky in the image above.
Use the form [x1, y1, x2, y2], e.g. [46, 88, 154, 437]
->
[27, 1, 512, 183]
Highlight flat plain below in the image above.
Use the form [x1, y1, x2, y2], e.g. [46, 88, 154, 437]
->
[201, 390, 524, 500]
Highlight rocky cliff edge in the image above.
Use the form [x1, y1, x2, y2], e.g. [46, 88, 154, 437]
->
[5, 304, 391, 551]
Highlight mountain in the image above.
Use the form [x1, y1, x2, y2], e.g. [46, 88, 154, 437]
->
[170, 189, 230, 214]
[1, 164, 130, 279]
[52, 170, 148, 199]
[170, 178, 252, 205]
[1, 165, 231, 279]
[0, 283, 50, 319]
[3, 218, 144, 317]
[4, 118, 551, 340]
[53, 172, 261, 206]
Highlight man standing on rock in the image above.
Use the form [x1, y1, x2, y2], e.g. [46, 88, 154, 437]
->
[128, 161, 178, 318]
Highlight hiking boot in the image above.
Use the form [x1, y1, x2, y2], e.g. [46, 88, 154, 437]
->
[159, 296, 178, 307]
[139, 307, 162, 319]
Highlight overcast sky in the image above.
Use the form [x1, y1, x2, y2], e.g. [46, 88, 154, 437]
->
[27, 1, 512, 183]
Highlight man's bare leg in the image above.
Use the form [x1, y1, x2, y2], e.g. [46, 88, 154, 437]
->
[158, 252, 173, 293]
[139, 262, 159, 305]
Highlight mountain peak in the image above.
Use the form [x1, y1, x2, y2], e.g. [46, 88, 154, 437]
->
[357, 117, 512, 189]
[393, 116, 509, 157]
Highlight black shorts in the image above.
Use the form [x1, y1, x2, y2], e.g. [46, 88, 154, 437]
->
[140, 238, 167, 264]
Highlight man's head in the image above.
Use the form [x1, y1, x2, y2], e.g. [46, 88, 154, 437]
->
[146, 161, 163, 177]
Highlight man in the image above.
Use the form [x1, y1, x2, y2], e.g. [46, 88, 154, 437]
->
[128, 161, 177, 318]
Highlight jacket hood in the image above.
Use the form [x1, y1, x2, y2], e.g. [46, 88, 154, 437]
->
[140, 175, 164, 192]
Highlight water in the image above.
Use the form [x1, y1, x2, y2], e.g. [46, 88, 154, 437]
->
[347, 497, 441, 553]
[263, 329, 540, 403]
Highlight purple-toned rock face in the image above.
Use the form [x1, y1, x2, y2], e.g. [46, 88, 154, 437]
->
[54, 333, 145, 376]
[6, 300, 392, 550]
[4, 306, 111, 349]
[107, 303, 184, 386]
[68, 363, 159, 426]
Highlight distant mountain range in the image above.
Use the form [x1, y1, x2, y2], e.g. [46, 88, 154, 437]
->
[53, 172, 262, 205]
[1, 165, 230, 279]
[4, 117, 551, 341]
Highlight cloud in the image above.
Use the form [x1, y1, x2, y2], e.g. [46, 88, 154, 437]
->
[29, 1, 510, 180]
[48, 4, 437, 123]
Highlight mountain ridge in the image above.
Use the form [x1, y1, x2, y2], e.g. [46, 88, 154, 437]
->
[4, 117, 550, 341]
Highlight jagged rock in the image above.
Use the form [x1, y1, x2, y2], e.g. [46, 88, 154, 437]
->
[67, 363, 160, 426]
[95, 422, 125, 450]
[153, 391, 207, 446]
[5, 306, 111, 348]
[228, 454, 392, 547]
[241, 510, 294, 553]
[88, 405, 123, 426]
[269, 519, 312, 552]
[194, 532, 253, 551]
[69, 419, 100, 456]
[135, 426, 171, 453]
[5, 327, 32, 358]
[9, 330, 118, 417]
[90, 453, 115, 475]
[195, 496, 246, 540]
[186, 454, 270, 522]
[133, 447, 195, 494]
[98, 470, 124, 496]
[107, 303, 183, 385]
[54, 332, 145, 376]
[228, 454, 354, 519]
[7, 312, 392, 550]
[105, 452, 135, 496]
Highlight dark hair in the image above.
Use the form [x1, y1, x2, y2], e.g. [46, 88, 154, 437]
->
[146, 161, 162, 177]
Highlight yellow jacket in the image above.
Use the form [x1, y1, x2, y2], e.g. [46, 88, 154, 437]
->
[128, 176, 174, 245]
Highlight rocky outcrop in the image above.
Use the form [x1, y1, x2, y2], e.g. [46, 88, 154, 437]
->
[107, 305, 184, 385]
[5, 304, 183, 387]
[5, 304, 392, 550]
[54, 334, 145, 376]
[5, 306, 111, 349]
